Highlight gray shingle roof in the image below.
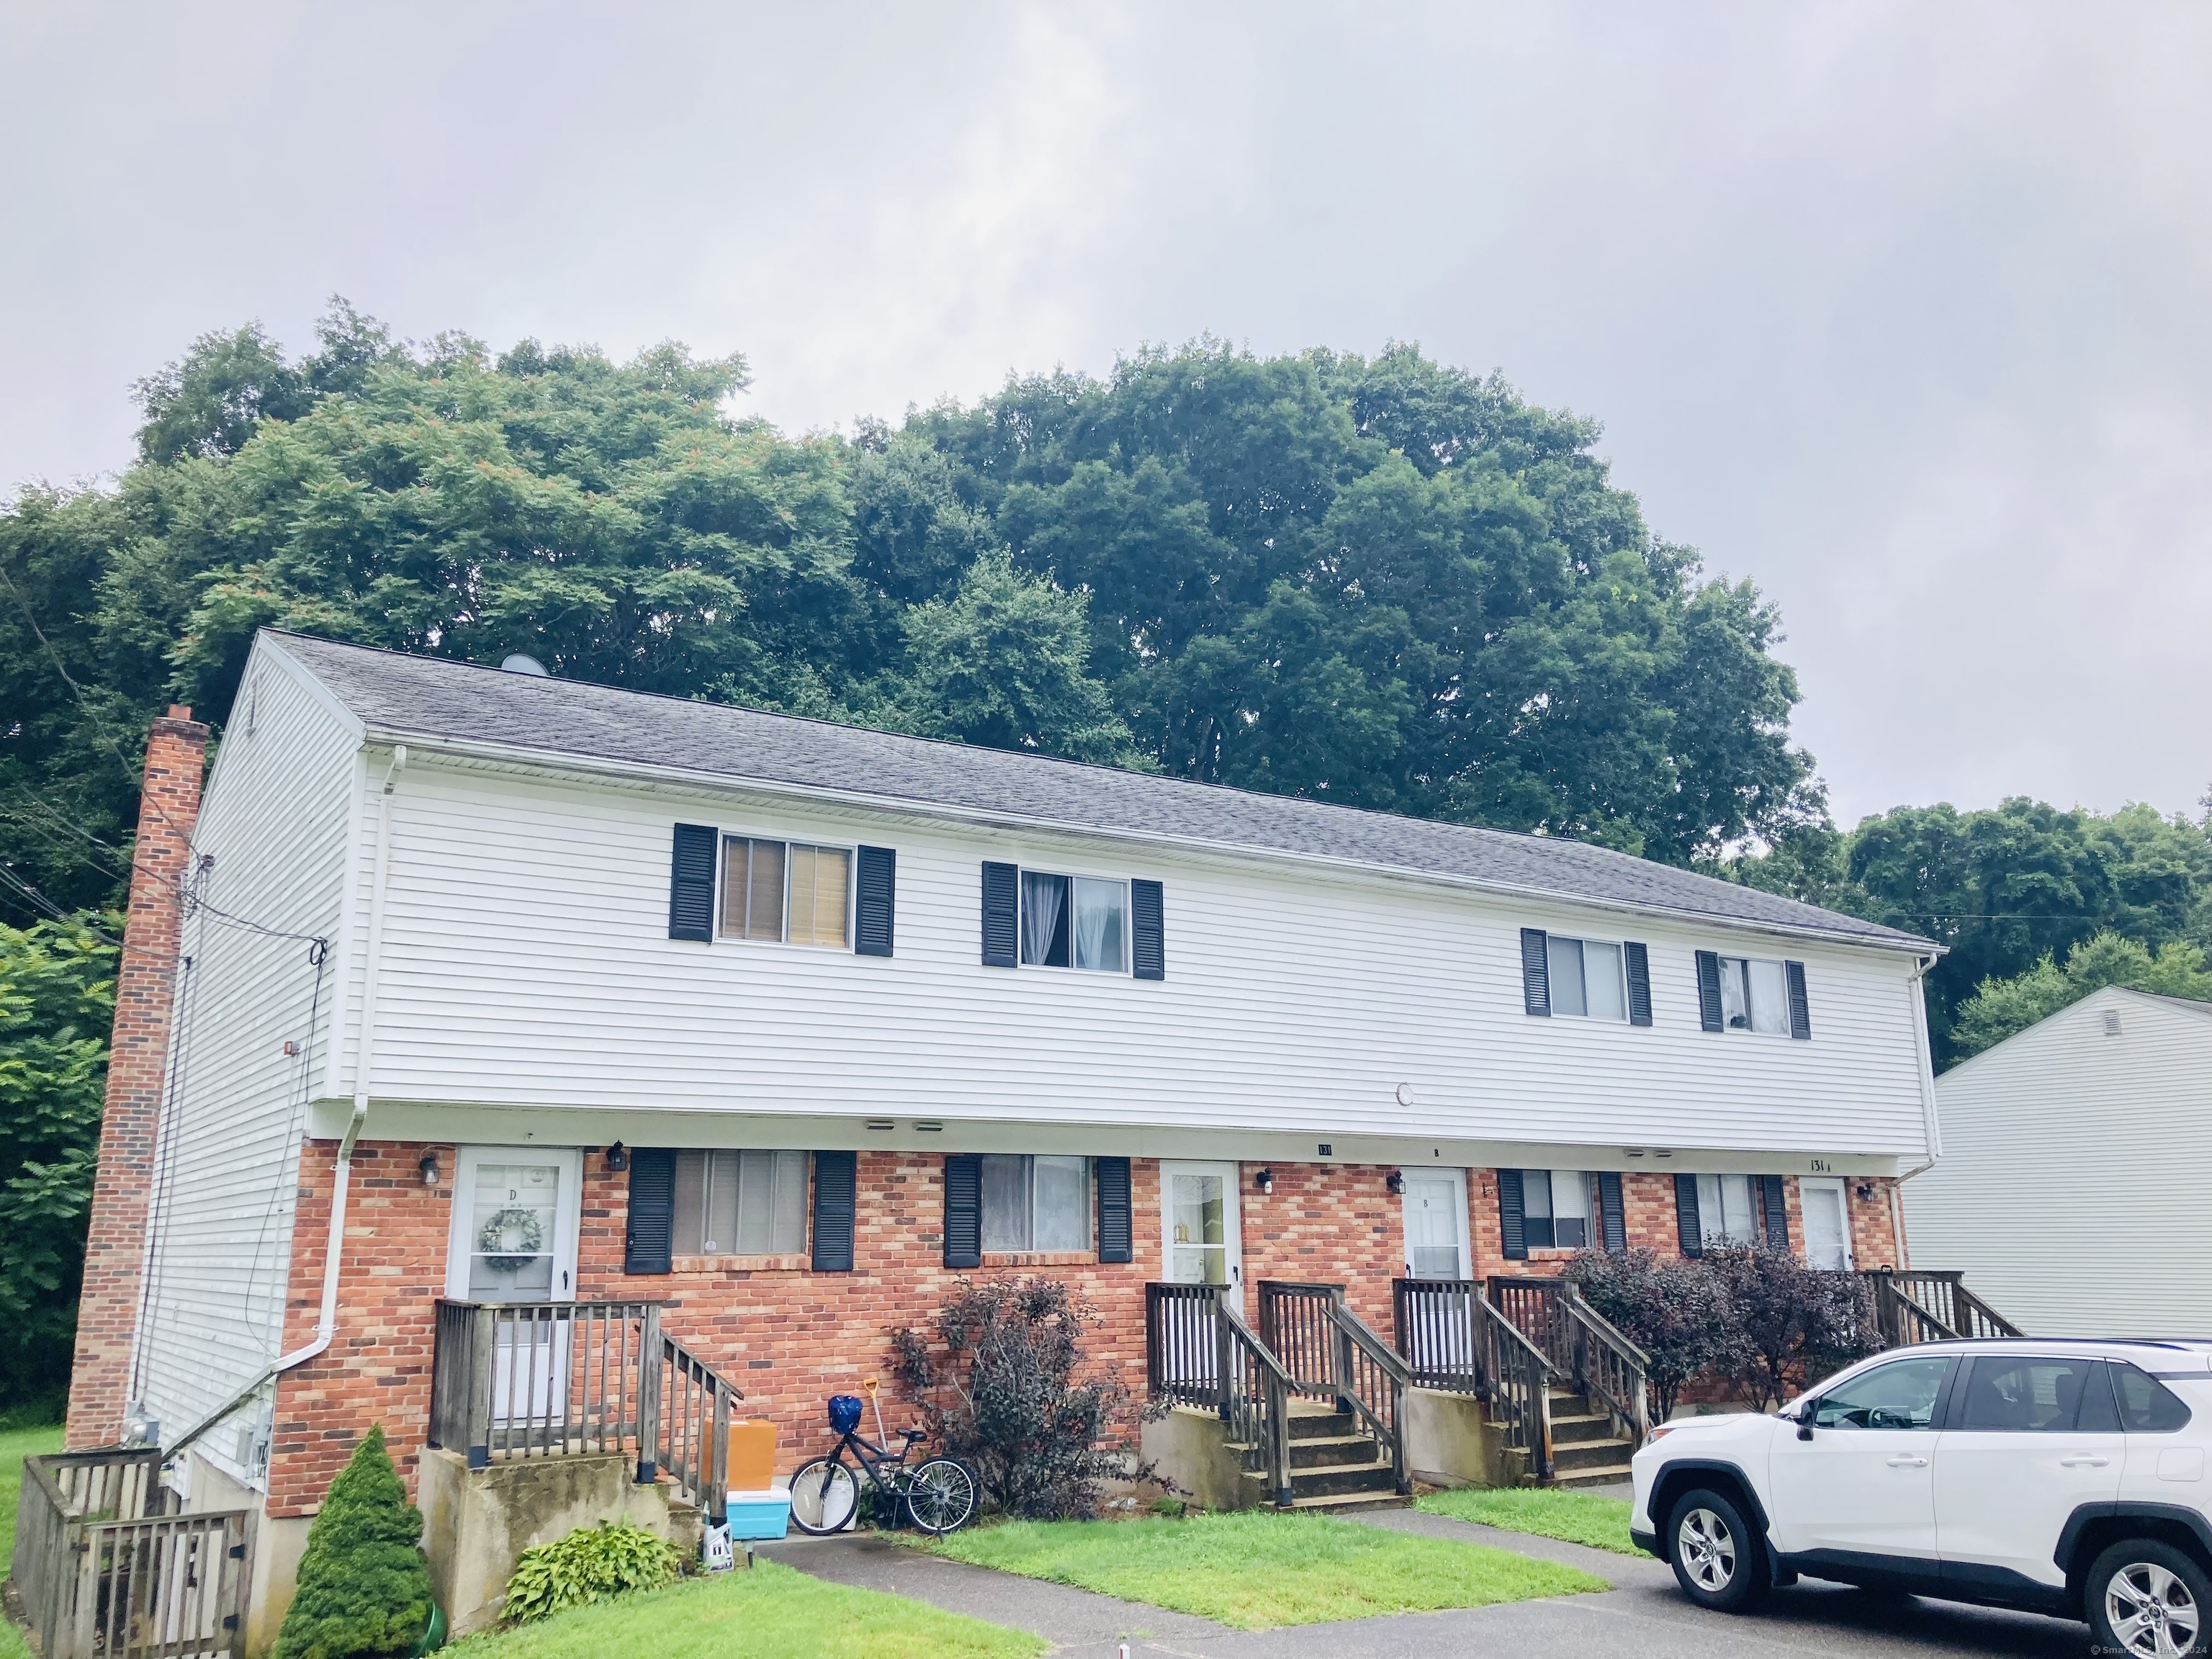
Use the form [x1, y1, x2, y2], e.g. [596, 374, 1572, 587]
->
[266, 631, 1933, 950]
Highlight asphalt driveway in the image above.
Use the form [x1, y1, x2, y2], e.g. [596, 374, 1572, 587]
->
[760, 1509, 2092, 1658]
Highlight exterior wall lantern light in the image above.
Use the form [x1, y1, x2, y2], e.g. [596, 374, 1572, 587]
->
[1385, 1170, 1406, 1195]
[1253, 1167, 1274, 1196]
[605, 1142, 630, 1174]
[418, 1151, 440, 1187]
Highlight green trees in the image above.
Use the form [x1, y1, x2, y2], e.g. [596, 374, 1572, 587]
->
[1719, 798, 2212, 1066]
[274, 1426, 434, 1659]
[0, 918, 115, 1410]
[1951, 934, 2212, 1061]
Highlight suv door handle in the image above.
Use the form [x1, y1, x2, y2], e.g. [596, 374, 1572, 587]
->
[2059, 1455, 2111, 1468]
[1886, 1455, 1929, 1468]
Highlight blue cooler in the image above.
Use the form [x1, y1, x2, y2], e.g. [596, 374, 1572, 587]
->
[725, 1483, 791, 1541]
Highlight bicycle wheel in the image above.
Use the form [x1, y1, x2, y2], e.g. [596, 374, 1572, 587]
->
[788, 1457, 859, 1534]
[904, 1457, 977, 1535]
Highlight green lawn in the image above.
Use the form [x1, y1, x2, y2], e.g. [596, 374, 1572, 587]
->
[1414, 1486, 1640, 1555]
[918, 1511, 1606, 1630]
[2, 1421, 67, 1659]
[445, 1559, 1041, 1659]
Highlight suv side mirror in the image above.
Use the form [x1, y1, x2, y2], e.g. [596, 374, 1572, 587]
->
[1791, 1401, 1817, 1440]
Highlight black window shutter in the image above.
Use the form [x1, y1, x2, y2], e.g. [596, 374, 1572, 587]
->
[1785, 961, 1812, 1040]
[1694, 950, 1724, 1032]
[1131, 879, 1165, 981]
[1599, 1171, 1627, 1254]
[1519, 929, 1550, 1016]
[1094, 1156, 1133, 1263]
[943, 1154, 983, 1269]
[980, 863, 1018, 968]
[811, 1151, 857, 1272]
[1674, 1172, 1703, 1257]
[624, 1148, 677, 1274]
[1624, 943, 1653, 1027]
[855, 846, 896, 957]
[1761, 1175, 1790, 1251]
[668, 824, 716, 942]
[1497, 1169, 1527, 1261]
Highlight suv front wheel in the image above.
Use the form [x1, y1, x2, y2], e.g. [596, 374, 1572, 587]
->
[2087, 1539, 2212, 1658]
[1665, 1487, 1768, 1614]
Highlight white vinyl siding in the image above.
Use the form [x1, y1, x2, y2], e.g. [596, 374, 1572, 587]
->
[1909, 989, 2212, 1334]
[130, 657, 362, 1488]
[335, 760, 1933, 1158]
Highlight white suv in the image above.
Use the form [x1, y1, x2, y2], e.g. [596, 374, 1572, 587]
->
[1631, 1339, 2212, 1657]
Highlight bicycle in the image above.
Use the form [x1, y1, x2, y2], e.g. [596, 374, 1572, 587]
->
[788, 1379, 977, 1536]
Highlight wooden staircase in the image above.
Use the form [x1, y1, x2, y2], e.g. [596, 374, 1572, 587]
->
[1543, 1382, 1638, 1489]
[1233, 1396, 1408, 1511]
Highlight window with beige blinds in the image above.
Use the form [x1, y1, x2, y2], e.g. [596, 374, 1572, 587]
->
[720, 837, 850, 948]
[672, 1149, 809, 1255]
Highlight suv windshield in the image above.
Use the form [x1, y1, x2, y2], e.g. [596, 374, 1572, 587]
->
[1809, 1355, 1950, 1430]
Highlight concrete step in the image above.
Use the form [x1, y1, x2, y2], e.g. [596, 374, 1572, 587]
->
[1291, 1459, 1401, 1499]
[1552, 1436, 1637, 1473]
[1289, 1434, 1382, 1470]
[1287, 1411, 1359, 1442]
[1551, 1462, 1636, 1488]
[1282, 1490, 1411, 1513]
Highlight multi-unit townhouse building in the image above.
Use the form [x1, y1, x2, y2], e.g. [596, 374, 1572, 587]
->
[63, 629, 1946, 1649]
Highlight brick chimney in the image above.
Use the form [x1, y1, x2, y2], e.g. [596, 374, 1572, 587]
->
[66, 705, 210, 1449]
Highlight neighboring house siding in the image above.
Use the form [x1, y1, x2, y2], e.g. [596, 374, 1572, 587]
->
[133, 657, 361, 1483]
[1907, 988, 2212, 1334]
[348, 760, 1933, 1159]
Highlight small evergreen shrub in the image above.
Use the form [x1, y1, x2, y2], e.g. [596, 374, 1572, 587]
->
[501, 1521, 680, 1624]
[274, 1426, 433, 1659]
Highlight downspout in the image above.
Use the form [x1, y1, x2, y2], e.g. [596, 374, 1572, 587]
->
[1889, 950, 1943, 1269]
[166, 746, 406, 1460]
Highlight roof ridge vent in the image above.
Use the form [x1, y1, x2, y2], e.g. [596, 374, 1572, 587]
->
[499, 654, 549, 677]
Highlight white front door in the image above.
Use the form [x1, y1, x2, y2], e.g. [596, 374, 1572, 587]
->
[448, 1148, 583, 1429]
[1800, 1177, 1853, 1272]
[1161, 1161, 1243, 1308]
[447, 1147, 582, 1300]
[1401, 1169, 1470, 1279]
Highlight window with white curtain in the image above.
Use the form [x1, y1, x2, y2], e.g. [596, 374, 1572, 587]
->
[1717, 956, 1790, 1035]
[1020, 872, 1126, 972]
[672, 1150, 809, 1254]
[1545, 936, 1627, 1021]
[981, 1154, 1092, 1251]
[1696, 1173, 1759, 1247]
[1519, 1169, 1593, 1249]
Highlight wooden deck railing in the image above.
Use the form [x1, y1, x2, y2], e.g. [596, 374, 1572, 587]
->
[1860, 1269, 2023, 1344]
[12, 1448, 250, 1659]
[428, 1298, 744, 1519]
[1256, 1281, 1411, 1494]
[1145, 1282, 1296, 1506]
[1487, 1275, 1650, 1446]
[1392, 1278, 1556, 1481]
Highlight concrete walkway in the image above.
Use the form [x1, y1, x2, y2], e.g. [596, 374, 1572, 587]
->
[761, 1513, 2090, 1658]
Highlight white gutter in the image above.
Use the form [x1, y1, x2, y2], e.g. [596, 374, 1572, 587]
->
[1887, 950, 1945, 1272]
[165, 747, 405, 1461]
[359, 727, 1942, 958]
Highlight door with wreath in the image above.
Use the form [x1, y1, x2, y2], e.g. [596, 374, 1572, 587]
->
[444, 1147, 583, 1438]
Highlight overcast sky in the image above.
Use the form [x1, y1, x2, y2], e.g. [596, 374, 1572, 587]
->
[5, 3, 2208, 827]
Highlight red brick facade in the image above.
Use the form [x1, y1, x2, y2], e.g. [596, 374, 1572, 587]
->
[260, 1141, 1904, 1516]
[66, 708, 208, 1449]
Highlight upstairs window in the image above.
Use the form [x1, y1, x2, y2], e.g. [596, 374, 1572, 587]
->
[1547, 937, 1627, 1021]
[1717, 956, 1790, 1035]
[1020, 872, 1126, 972]
[721, 837, 851, 948]
[672, 1149, 809, 1255]
[980, 1154, 1092, 1251]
